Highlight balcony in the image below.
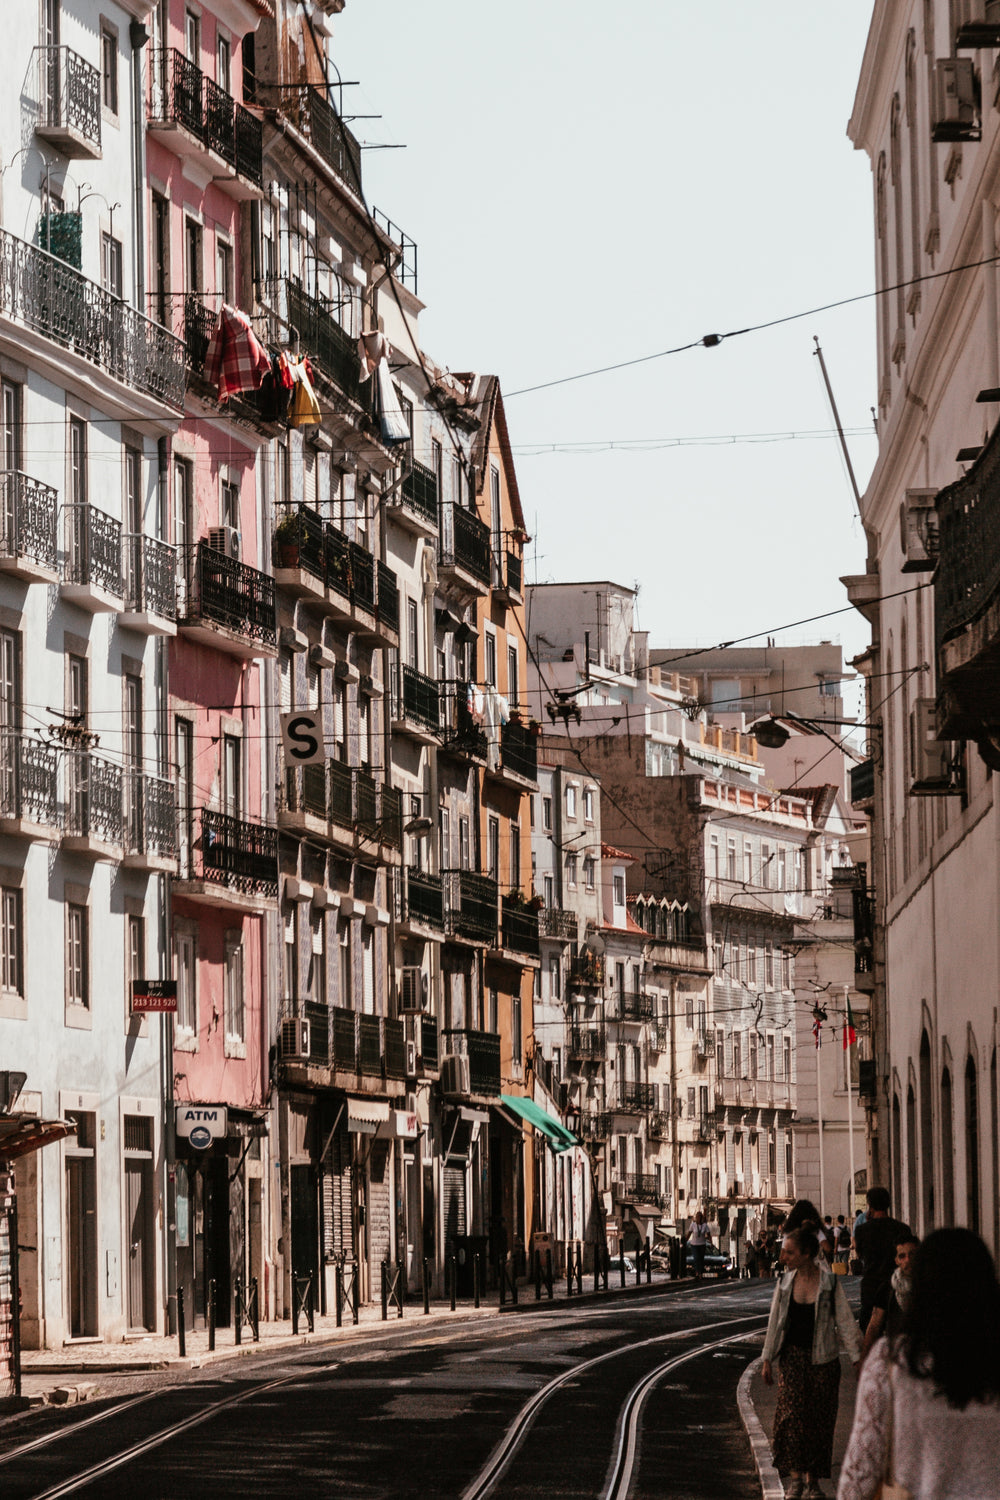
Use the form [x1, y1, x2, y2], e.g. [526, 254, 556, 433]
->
[61, 503, 123, 611]
[0, 733, 60, 842]
[121, 534, 176, 634]
[281, 760, 401, 858]
[62, 751, 124, 859]
[439, 681, 489, 764]
[568, 954, 606, 989]
[487, 719, 538, 789]
[123, 772, 177, 873]
[388, 461, 438, 537]
[648, 1110, 671, 1140]
[440, 1028, 501, 1098]
[580, 1111, 611, 1141]
[175, 807, 278, 911]
[624, 1173, 663, 1208]
[540, 906, 577, 942]
[438, 505, 491, 595]
[34, 46, 101, 157]
[443, 869, 498, 945]
[0, 228, 185, 410]
[568, 1024, 606, 1061]
[500, 895, 540, 961]
[279, 87, 363, 197]
[178, 293, 278, 429]
[0, 472, 59, 583]
[492, 549, 523, 605]
[616, 1081, 655, 1113]
[390, 662, 440, 744]
[614, 990, 654, 1022]
[147, 48, 263, 197]
[274, 514, 397, 643]
[280, 1002, 406, 1095]
[256, 279, 367, 408]
[177, 540, 277, 658]
[706, 876, 801, 919]
[399, 868, 444, 934]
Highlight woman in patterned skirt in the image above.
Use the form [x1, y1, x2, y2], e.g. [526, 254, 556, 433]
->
[762, 1224, 862, 1500]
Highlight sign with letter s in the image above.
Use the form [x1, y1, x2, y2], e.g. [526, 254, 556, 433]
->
[280, 710, 326, 766]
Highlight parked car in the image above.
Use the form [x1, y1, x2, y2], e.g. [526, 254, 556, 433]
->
[684, 1241, 735, 1278]
[607, 1254, 637, 1275]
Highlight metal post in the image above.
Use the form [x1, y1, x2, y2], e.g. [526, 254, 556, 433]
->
[422, 1256, 430, 1315]
[292, 1275, 300, 1336]
[308, 1274, 315, 1333]
[619, 1253, 626, 1288]
[534, 1250, 541, 1301]
[235, 1275, 243, 1345]
[545, 1247, 553, 1300]
[499, 1256, 506, 1307]
[575, 1244, 583, 1294]
[511, 1258, 518, 1306]
[397, 1259, 405, 1314]
[381, 1260, 388, 1321]
[566, 1250, 573, 1297]
[645, 1248, 651, 1286]
[208, 1278, 216, 1351]
[177, 1284, 186, 1358]
[251, 1277, 260, 1341]
[335, 1264, 343, 1328]
[472, 1253, 480, 1308]
[449, 1255, 456, 1311]
[635, 1253, 641, 1287]
[594, 1248, 600, 1294]
[601, 1247, 608, 1291]
[351, 1264, 359, 1325]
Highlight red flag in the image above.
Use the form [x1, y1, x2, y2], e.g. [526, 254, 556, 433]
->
[843, 996, 857, 1051]
[813, 1014, 823, 1048]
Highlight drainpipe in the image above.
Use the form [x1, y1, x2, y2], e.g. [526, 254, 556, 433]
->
[129, 21, 149, 310]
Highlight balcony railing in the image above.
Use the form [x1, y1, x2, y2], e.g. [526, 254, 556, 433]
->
[615, 990, 654, 1021]
[850, 758, 875, 805]
[377, 561, 399, 637]
[124, 534, 176, 620]
[0, 472, 58, 573]
[64, 504, 123, 597]
[648, 1110, 671, 1140]
[35, 46, 101, 152]
[392, 662, 440, 734]
[497, 720, 537, 783]
[0, 228, 185, 408]
[439, 681, 489, 760]
[65, 751, 124, 847]
[540, 906, 577, 941]
[569, 955, 606, 988]
[568, 1025, 606, 1060]
[504, 550, 522, 596]
[397, 462, 438, 528]
[580, 1111, 611, 1141]
[500, 896, 540, 957]
[419, 1014, 439, 1070]
[618, 1081, 656, 1113]
[181, 539, 277, 648]
[441, 1028, 501, 1097]
[0, 732, 60, 830]
[124, 770, 177, 862]
[286, 1003, 405, 1080]
[404, 868, 444, 929]
[256, 278, 365, 405]
[182, 807, 278, 897]
[284, 760, 400, 846]
[439, 504, 491, 586]
[443, 869, 499, 943]
[147, 48, 263, 187]
[624, 1173, 663, 1208]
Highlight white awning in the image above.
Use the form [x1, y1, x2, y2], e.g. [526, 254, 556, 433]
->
[347, 1097, 391, 1135]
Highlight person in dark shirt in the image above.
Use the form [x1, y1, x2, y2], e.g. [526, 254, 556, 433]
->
[861, 1234, 919, 1360]
[853, 1186, 911, 1331]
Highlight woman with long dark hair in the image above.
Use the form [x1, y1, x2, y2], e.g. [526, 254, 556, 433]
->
[837, 1227, 1000, 1498]
[762, 1224, 862, 1499]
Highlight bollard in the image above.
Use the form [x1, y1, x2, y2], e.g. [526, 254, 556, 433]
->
[576, 1244, 583, 1294]
[351, 1263, 359, 1325]
[602, 1247, 609, 1291]
[251, 1277, 260, 1341]
[545, 1247, 553, 1300]
[619, 1253, 626, 1288]
[567, 1252, 574, 1297]
[635, 1253, 641, 1288]
[645, 1248, 652, 1286]
[397, 1261, 405, 1319]
[422, 1256, 430, 1315]
[449, 1255, 456, 1311]
[474, 1253, 481, 1309]
[381, 1260, 388, 1322]
[177, 1284, 186, 1358]
[208, 1277, 216, 1352]
[534, 1250, 541, 1301]
[234, 1275, 243, 1345]
[594, 1248, 600, 1294]
[336, 1264, 343, 1328]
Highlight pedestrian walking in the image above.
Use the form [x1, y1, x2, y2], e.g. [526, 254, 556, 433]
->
[746, 1236, 758, 1279]
[685, 1210, 711, 1281]
[761, 1223, 862, 1499]
[837, 1228, 1000, 1499]
[853, 1186, 911, 1332]
[833, 1216, 852, 1275]
[860, 1234, 918, 1361]
[785, 1200, 834, 1263]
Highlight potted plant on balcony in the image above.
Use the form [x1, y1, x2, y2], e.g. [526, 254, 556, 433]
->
[528, 719, 542, 738]
[526, 891, 545, 913]
[273, 512, 300, 569]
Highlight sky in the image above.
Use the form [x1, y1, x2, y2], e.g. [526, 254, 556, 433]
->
[332, 3, 878, 719]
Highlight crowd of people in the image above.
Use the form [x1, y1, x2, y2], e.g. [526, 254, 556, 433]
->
[728, 1187, 1000, 1499]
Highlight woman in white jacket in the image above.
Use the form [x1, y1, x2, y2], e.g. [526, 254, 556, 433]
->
[761, 1224, 862, 1500]
[837, 1228, 1000, 1500]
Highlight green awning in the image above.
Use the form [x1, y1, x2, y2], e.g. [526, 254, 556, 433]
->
[499, 1094, 577, 1153]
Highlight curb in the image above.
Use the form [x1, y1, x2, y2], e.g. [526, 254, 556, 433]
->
[737, 1356, 785, 1500]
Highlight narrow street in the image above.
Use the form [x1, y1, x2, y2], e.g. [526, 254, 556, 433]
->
[0, 1281, 772, 1500]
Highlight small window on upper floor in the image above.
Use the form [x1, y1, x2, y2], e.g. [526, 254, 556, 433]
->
[101, 233, 123, 299]
[101, 24, 119, 117]
[613, 872, 625, 907]
[217, 33, 232, 93]
[542, 796, 552, 831]
[566, 784, 577, 819]
[584, 787, 595, 822]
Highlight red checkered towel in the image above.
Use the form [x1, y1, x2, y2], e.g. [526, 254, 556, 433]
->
[204, 305, 271, 400]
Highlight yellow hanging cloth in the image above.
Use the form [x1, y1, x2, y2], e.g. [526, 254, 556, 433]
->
[287, 359, 322, 426]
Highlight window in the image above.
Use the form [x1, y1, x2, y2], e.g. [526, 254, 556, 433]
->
[548, 956, 561, 999]
[217, 32, 231, 91]
[438, 806, 451, 870]
[686, 1087, 696, 1119]
[747, 941, 757, 984]
[0, 887, 23, 996]
[487, 816, 500, 882]
[566, 784, 577, 818]
[566, 853, 578, 888]
[765, 942, 774, 988]
[66, 904, 89, 1007]
[743, 841, 753, 883]
[781, 948, 792, 989]
[542, 796, 552, 831]
[584, 787, 595, 822]
[283, 909, 297, 996]
[613, 872, 625, 907]
[127, 914, 144, 996]
[490, 466, 502, 586]
[175, 931, 196, 1036]
[224, 934, 245, 1044]
[710, 835, 720, 877]
[507, 643, 518, 705]
[185, 218, 202, 295]
[733, 1031, 742, 1078]
[727, 839, 737, 880]
[487, 986, 498, 1033]
[761, 843, 772, 887]
[70, 416, 87, 508]
[543, 874, 553, 908]
[484, 631, 497, 687]
[339, 921, 351, 1006]
[459, 816, 471, 872]
[783, 1035, 792, 1081]
[221, 478, 239, 533]
[749, 1030, 758, 1079]
[509, 820, 521, 887]
[101, 24, 118, 114]
[216, 239, 234, 304]
[583, 855, 595, 890]
[185, 7, 200, 61]
[685, 996, 694, 1030]
[223, 734, 241, 818]
[512, 990, 522, 1064]
[407, 598, 419, 669]
[766, 1033, 775, 1081]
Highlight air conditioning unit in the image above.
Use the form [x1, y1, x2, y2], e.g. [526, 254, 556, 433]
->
[909, 698, 958, 795]
[405, 1038, 418, 1077]
[440, 1053, 470, 1098]
[899, 490, 939, 572]
[280, 1017, 311, 1059]
[399, 966, 428, 1012]
[613, 1179, 628, 1200]
[207, 525, 241, 560]
[931, 58, 979, 142]
[956, 0, 1000, 47]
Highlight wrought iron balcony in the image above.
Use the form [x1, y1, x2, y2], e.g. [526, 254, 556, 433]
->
[648, 1110, 671, 1140]
[255, 278, 365, 405]
[391, 461, 438, 533]
[391, 661, 441, 739]
[441, 1028, 502, 1097]
[624, 1173, 663, 1207]
[443, 869, 499, 944]
[494, 719, 537, 786]
[580, 1111, 611, 1141]
[403, 868, 444, 929]
[279, 86, 363, 196]
[123, 533, 176, 628]
[493, 549, 523, 601]
[540, 906, 577, 941]
[123, 771, 177, 869]
[178, 807, 278, 902]
[439, 680, 488, 762]
[62, 504, 123, 607]
[0, 228, 184, 408]
[147, 48, 263, 190]
[63, 751, 124, 853]
[178, 539, 277, 655]
[384, 1017, 407, 1079]
[419, 1014, 439, 1070]
[439, 504, 491, 590]
[283, 759, 400, 851]
[331, 1005, 358, 1071]
[0, 731, 60, 837]
[500, 895, 540, 958]
[35, 46, 101, 156]
[280, 999, 331, 1066]
[568, 1024, 606, 1060]
[376, 561, 399, 639]
[0, 471, 58, 580]
[359, 1014, 381, 1075]
[615, 990, 654, 1021]
[617, 1080, 655, 1113]
[569, 954, 606, 988]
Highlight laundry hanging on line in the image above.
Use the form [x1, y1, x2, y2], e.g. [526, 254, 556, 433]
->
[203, 304, 271, 400]
[357, 330, 410, 445]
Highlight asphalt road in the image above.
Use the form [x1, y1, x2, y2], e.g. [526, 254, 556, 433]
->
[0, 1279, 776, 1500]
